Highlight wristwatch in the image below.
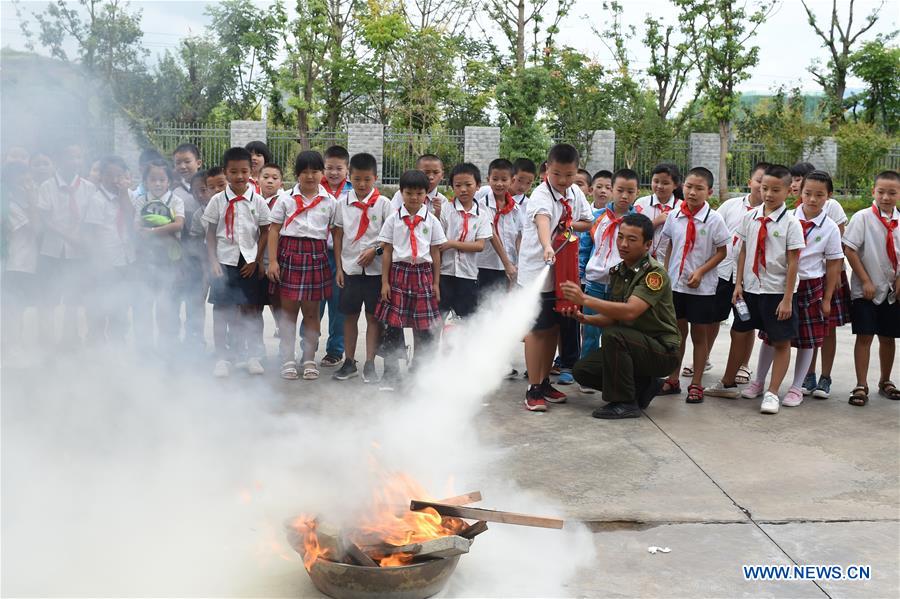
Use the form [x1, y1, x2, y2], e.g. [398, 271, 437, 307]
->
[374, 246, 384, 256]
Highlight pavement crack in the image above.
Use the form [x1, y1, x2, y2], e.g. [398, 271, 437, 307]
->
[644, 412, 833, 598]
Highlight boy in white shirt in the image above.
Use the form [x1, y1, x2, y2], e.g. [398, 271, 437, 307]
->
[731, 164, 805, 414]
[581, 169, 639, 359]
[439, 163, 493, 318]
[204, 147, 271, 377]
[390, 154, 447, 218]
[658, 167, 728, 403]
[752, 170, 844, 408]
[843, 170, 900, 406]
[634, 163, 682, 262]
[36, 143, 96, 346]
[476, 159, 521, 295]
[519, 144, 593, 412]
[2, 168, 39, 351]
[332, 153, 392, 383]
[376, 170, 448, 390]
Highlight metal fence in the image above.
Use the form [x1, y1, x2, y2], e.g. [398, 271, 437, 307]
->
[612, 139, 691, 187]
[382, 128, 465, 185]
[144, 121, 231, 166]
[267, 129, 348, 179]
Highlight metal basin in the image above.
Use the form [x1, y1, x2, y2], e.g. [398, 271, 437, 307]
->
[306, 555, 461, 599]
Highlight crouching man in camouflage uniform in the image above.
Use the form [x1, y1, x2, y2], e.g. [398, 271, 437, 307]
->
[561, 213, 682, 419]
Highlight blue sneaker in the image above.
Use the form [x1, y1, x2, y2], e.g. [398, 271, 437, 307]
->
[813, 375, 831, 399]
[801, 372, 817, 396]
[557, 371, 575, 385]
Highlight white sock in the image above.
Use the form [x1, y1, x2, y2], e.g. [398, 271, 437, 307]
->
[792, 348, 815, 389]
[755, 343, 775, 386]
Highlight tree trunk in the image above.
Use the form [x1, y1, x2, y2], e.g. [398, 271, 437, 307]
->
[296, 59, 312, 151]
[718, 119, 730, 200]
[515, 0, 525, 72]
[829, 72, 847, 132]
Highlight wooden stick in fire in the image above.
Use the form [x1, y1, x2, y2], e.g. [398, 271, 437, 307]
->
[435, 491, 482, 506]
[409, 500, 564, 529]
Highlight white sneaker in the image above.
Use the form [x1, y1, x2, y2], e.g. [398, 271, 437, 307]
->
[705, 381, 740, 399]
[760, 391, 780, 414]
[579, 385, 596, 394]
[213, 360, 231, 378]
[703, 360, 713, 372]
[246, 357, 265, 375]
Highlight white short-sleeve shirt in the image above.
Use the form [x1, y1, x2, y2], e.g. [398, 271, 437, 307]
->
[843, 203, 900, 305]
[514, 192, 529, 232]
[83, 187, 135, 267]
[333, 188, 392, 276]
[390, 188, 446, 215]
[584, 209, 630, 286]
[823, 198, 848, 227]
[660, 202, 730, 295]
[37, 174, 97, 259]
[737, 203, 805, 294]
[715, 194, 756, 281]
[477, 193, 523, 270]
[377, 204, 447, 264]
[793, 206, 844, 281]
[132, 190, 186, 230]
[268, 184, 336, 240]
[518, 182, 592, 292]
[202, 186, 270, 266]
[634, 194, 682, 261]
[4, 197, 38, 273]
[439, 199, 493, 279]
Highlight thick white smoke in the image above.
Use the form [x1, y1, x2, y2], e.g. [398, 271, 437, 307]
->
[2, 266, 596, 597]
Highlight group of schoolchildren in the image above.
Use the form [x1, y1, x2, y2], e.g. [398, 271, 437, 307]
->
[2, 140, 898, 413]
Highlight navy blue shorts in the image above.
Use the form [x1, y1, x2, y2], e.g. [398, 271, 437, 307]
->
[731, 292, 798, 343]
[850, 299, 900, 338]
[673, 291, 719, 324]
[208, 257, 267, 306]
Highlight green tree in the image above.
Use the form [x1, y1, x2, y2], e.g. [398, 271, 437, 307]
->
[736, 86, 828, 165]
[206, 0, 285, 119]
[486, 0, 573, 71]
[145, 36, 229, 122]
[678, 0, 775, 198]
[835, 121, 892, 192]
[847, 38, 900, 134]
[643, 11, 703, 134]
[800, 0, 885, 131]
[496, 67, 551, 164]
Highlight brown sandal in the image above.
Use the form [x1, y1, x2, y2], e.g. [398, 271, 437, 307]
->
[878, 380, 900, 400]
[849, 385, 869, 407]
[686, 384, 704, 404]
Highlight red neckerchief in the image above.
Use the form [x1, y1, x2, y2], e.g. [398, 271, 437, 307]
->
[224, 191, 247, 241]
[351, 188, 381, 242]
[546, 182, 572, 231]
[596, 210, 625, 259]
[654, 195, 675, 215]
[321, 176, 346, 200]
[63, 176, 82, 218]
[249, 177, 260, 194]
[872, 204, 898, 270]
[402, 213, 425, 260]
[284, 192, 325, 228]
[678, 202, 704, 276]
[456, 201, 475, 242]
[494, 192, 515, 228]
[266, 194, 279, 210]
[752, 214, 771, 278]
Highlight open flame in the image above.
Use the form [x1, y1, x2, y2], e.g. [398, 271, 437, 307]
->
[290, 472, 466, 568]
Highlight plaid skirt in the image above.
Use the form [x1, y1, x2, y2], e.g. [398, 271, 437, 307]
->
[757, 278, 826, 348]
[275, 236, 333, 302]
[375, 261, 440, 331]
[827, 271, 852, 328]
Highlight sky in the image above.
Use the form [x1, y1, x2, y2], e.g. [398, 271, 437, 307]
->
[1, 0, 897, 95]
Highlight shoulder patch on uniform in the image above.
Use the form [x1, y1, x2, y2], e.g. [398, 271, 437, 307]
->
[645, 271, 663, 291]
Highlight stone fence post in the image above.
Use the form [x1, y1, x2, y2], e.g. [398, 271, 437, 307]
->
[585, 130, 615, 174]
[464, 126, 501, 180]
[348, 123, 385, 180]
[230, 120, 267, 148]
[690, 132, 721, 195]
[802, 136, 837, 175]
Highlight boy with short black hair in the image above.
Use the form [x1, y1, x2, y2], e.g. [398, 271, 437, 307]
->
[390, 154, 447, 217]
[333, 152, 391, 382]
[519, 144, 593, 411]
[203, 147, 270, 377]
[732, 164, 804, 414]
[635, 163, 682, 262]
[843, 170, 900, 406]
[658, 167, 728, 403]
[440, 163, 493, 319]
[477, 158, 521, 295]
[184, 169, 211, 347]
[511, 157, 537, 233]
[376, 169, 448, 389]
[574, 168, 592, 196]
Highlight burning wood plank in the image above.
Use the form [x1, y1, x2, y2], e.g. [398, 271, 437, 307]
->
[409, 500, 564, 529]
[459, 520, 488, 539]
[435, 491, 482, 506]
[380, 535, 472, 559]
[343, 539, 379, 568]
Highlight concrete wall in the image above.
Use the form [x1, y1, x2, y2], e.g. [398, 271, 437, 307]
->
[230, 120, 267, 148]
[463, 126, 501, 182]
[690, 132, 722, 194]
[347, 123, 385, 180]
[802, 136, 837, 175]
[112, 116, 143, 173]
